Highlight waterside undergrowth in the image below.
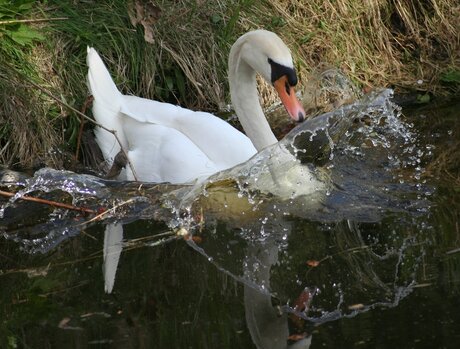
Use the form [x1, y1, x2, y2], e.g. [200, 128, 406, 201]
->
[0, 0, 458, 170]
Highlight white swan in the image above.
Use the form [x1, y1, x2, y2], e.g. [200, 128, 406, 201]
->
[87, 30, 305, 184]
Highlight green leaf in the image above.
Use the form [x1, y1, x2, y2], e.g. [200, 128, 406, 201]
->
[211, 14, 221, 25]
[271, 16, 286, 27]
[440, 70, 460, 84]
[300, 33, 314, 44]
[8, 23, 44, 46]
[174, 67, 186, 102]
[165, 75, 174, 92]
[18, 2, 34, 12]
[7, 336, 17, 349]
[416, 93, 430, 104]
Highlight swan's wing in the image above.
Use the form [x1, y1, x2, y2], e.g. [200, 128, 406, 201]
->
[120, 95, 257, 169]
[87, 46, 257, 182]
[122, 117, 224, 183]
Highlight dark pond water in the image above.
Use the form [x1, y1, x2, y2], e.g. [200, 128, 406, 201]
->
[1, 92, 459, 348]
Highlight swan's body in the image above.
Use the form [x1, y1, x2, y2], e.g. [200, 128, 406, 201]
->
[87, 30, 305, 184]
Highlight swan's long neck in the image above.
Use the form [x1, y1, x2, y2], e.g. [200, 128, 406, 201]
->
[228, 43, 277, 151]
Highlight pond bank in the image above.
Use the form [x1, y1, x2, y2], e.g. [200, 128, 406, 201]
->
[0, 0, 459, 169]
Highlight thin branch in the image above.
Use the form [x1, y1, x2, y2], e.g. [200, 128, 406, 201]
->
[78, 198, 138, 226]
[75, 95, 93, 161]
[0, 17, 68, 25]
[0, 189, 98, 215]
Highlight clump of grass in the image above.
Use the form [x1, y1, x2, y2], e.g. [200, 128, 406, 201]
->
[0, 0, 63, 169]
[0, 62, 60, 169]
[243, 0, 460, 96]
[47, 0, 250, 111]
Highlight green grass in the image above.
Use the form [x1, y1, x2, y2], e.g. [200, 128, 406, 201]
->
[0, 0, 60, 168]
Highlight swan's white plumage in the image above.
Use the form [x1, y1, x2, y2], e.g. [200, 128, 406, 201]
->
[87, 47, 257, 183]
[87, 30, 307, 185]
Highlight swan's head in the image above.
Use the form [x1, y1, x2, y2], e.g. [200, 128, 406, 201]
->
[232, 30, 306, 122]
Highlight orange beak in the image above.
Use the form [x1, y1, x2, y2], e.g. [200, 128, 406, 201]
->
[273, 76, 305, 122]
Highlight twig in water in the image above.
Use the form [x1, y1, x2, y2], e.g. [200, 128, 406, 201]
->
[0, 189, 98, 215]
[79, 198, 138, 226]
[446, 247, 460, 255]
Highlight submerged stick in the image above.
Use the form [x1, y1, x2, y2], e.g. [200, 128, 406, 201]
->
[0, 189, 98, 215]
[80, 198, 138, 225]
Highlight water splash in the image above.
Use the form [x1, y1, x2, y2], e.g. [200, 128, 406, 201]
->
[0, 88, 433, 325]
[0, 169, 151, 253]
[184, 89, 430, 222]
[175, 89, 433, 324]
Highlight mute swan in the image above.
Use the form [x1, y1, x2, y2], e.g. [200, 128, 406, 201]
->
[87, 30, 305, 184]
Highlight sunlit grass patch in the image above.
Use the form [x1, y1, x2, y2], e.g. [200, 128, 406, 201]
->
[249, 0, 459, 95]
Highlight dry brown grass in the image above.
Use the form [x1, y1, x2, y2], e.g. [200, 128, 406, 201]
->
[0, 56, 62, 169]
[1, 0, 459, 169]
[241, 0, 460, 96]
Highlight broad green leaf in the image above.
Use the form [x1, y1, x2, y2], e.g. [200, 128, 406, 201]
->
[8, 23, 44, 46]
[174, 67, 186, 101]
[441, 70, 460, 84]
[416, 94, 430, 103]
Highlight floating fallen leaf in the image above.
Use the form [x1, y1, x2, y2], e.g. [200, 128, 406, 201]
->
[288, 333, 307, 341]
[348, 303, 365, 310]
[306, 260, 320, 267]
[58, 317, 83, 330]
[26, 264, 50, 278]
[58, 317, 71, 328]
[293, 287, 316, 312]
[80, 312, 111, 319]
[191, 236, 203, 243]
[413, 283, 432, 288]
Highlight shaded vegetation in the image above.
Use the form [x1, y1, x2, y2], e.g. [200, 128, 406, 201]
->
[0, 0, 458, 169]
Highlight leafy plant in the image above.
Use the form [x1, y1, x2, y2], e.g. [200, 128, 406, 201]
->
[0, 0, 44, 46]
[440, 70, 460, 84]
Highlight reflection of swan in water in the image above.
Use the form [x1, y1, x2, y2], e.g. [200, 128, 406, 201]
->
[244, 240, 312, 349]
[102, 223, 123, 293]
[87, 30, 317, 293]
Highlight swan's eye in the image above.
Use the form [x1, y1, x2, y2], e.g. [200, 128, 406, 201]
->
[268, 58, 298, 86]
[285, 80, 291, 96]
